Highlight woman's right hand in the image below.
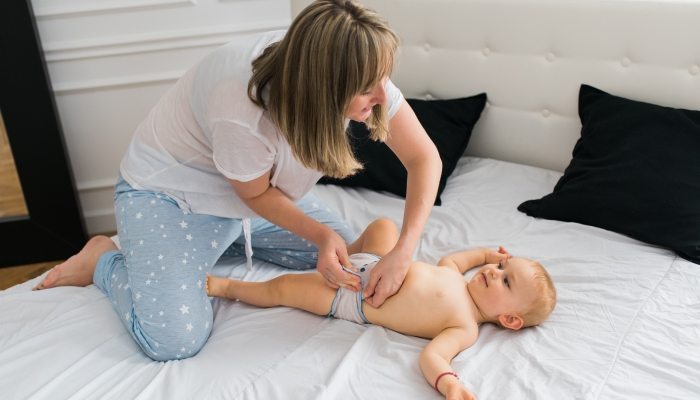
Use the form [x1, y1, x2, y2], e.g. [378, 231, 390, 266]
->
[315, 230, 362, 292]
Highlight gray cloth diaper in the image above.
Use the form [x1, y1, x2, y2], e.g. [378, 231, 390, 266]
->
[327, 253, 380, 324]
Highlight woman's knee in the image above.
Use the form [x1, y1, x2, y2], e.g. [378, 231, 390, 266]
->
[145, 335, 209, 362]
[146, 333, 210, 362]
[133, 304, 214, 361]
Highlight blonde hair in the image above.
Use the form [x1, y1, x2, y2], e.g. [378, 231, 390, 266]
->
[520, 261, 557, 327]
[248, 0, 401, 178]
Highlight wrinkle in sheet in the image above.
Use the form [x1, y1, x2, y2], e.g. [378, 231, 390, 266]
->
[592, 256, 677, 400]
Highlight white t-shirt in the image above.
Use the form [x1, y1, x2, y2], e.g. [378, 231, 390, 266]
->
[120, 30, 404, 219]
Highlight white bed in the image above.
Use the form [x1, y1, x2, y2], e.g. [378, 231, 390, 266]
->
[3, 0, 700, 398]
[2, 157, 698, 399]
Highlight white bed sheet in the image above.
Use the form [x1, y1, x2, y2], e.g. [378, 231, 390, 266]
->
[1, 157, 698, 399]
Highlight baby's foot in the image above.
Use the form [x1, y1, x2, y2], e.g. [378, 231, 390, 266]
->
[206, 274, 230, 298]
[32, 236, 118, 291]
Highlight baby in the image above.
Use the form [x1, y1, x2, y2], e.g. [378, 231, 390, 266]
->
[207, 219, 556, 399]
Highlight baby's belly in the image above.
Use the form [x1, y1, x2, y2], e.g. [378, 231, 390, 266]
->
[361, 266, 469, 339]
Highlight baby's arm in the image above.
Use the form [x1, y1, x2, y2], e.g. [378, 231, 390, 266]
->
[437, 246, 510, 274]
[419, 327, 478, 399]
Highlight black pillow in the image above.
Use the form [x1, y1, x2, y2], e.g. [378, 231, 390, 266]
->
[518, 84, 700, 264]
[318, 94, 487, 205]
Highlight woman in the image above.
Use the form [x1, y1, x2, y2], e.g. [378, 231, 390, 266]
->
[32, 0, 441, 361]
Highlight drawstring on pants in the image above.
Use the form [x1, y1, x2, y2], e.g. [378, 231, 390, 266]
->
[242, 218, 253, 271]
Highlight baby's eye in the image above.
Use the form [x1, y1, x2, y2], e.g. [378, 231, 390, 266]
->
[504, 277, 510, 288]
[498, 262, 503, 270]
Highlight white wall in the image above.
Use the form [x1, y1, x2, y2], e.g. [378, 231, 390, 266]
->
[290, 0, 312, 17]
[30, 0, 292, 234]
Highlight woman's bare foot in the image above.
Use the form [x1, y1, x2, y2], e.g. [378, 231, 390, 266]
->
[206, 274, 232, 298]
[32, 236, 118, 291]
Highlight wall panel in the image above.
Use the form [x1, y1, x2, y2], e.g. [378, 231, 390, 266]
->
[30, 0, 291, 234]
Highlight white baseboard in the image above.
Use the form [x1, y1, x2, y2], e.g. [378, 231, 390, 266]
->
[83, 208, 117, 235]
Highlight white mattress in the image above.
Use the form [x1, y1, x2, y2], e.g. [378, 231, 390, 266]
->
[1, 157, 698, 399]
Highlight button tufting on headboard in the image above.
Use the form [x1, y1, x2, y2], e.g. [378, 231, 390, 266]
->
[362, 0, 700, 172]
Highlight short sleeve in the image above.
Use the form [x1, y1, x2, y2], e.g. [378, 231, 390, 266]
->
[211, 119, 275, 182]
[385, 79, 404, 119]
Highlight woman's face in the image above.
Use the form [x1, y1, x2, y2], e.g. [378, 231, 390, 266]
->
[345, 77, 389, 122]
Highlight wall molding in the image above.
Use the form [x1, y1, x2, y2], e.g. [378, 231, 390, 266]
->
[34, 0, 197, 20]
[77, 177, 119, 192]
[53, 70, 185, 94]
[43, 20, 290, 62]
[79, 182, 118, 235]
[83, 207, 116, 219]
[83, 207, 118, 235]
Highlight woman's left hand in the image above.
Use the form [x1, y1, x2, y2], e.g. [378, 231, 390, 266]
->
[359, 100, 441, 307]
[361, 247, 412, 307]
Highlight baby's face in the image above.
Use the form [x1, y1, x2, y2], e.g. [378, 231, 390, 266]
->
[467, 257, 539, 323]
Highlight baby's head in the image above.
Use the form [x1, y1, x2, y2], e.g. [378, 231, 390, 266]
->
[467, 257, 556, 330]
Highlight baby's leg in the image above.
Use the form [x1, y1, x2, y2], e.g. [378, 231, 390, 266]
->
[347, 218, 399, 257]
[207, 273, 338, 316]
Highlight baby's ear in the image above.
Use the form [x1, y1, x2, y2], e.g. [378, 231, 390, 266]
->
[498, 314, 524, 330]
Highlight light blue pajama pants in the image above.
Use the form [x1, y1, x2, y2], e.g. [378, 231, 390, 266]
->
[93, 176, 357, 361]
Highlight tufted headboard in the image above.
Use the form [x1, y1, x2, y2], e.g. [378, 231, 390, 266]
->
[357, 0, 700, 172]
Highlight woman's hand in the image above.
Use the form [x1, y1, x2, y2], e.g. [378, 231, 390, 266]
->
[362, 247, 412, 307]
[360, 99, 439, 306]
[228, 174, 361, 291]
[316, 230, 361, 292]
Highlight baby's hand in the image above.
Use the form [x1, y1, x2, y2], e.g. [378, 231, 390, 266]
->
[445, 381, 477, 400]
[484, 246, 511, 264]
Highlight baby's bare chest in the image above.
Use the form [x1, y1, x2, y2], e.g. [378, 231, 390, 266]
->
[401, 266, 472, 311]
[363, 264, 475, 338]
